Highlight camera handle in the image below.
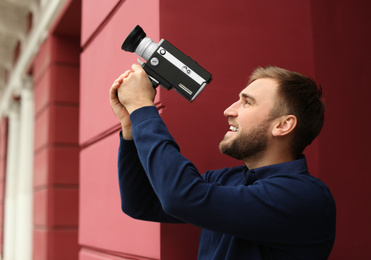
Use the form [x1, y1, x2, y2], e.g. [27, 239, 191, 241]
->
[136, 58, 160, 88]
[148, 75, 160, 88]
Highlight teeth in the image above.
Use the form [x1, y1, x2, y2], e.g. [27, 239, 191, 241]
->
[229, 126, 238, 132]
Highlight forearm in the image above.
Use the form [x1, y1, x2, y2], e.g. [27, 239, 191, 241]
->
[130, 107, 213, 223]
[118, 133, 181, 223]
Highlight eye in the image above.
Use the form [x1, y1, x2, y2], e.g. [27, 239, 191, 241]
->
[238, 93, 255, 107]
[243, 99, 251, 106]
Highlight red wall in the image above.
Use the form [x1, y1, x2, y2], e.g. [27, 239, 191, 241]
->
[311, 0, 371, 258]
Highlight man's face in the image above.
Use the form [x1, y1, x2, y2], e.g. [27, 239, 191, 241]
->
[219, 78, 279, 161]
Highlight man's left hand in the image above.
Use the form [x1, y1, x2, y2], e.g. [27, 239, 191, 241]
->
[117, 63, 156, 114]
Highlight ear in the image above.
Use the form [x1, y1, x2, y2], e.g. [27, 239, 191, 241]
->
[271, 115, 297, 137]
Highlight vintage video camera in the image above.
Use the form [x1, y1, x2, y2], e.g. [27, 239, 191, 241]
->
[121, 25, 212, 101]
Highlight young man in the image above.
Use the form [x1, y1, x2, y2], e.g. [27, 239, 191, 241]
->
[109, 64, 336, 259]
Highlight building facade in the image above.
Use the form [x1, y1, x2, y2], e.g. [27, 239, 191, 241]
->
[0, 0, 370, 259]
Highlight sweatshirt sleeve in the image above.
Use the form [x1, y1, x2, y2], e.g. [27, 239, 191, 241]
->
[118, 132, 182, 223]
[130, 106, 335, 245]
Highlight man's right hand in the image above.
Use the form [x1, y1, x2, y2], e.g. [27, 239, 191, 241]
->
[109, 70, 134, 140]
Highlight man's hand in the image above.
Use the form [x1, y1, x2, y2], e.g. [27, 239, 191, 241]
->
[109, 64, 156, 140]
[117, 64, 156, 114]
[109, 69, 134, 140]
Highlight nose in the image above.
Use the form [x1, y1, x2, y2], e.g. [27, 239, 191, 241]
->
[224, 101, 238, 118]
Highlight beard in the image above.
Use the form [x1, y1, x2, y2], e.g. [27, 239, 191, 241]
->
[219, 120, 270, 161]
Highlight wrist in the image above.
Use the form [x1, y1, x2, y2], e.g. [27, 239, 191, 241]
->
[126, 102, 155, 115]
[121, 124, 133, 140]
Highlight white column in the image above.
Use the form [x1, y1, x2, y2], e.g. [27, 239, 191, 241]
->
[14, 78, 34, 260]
[3, 100, 20, 260]
[3, 77, 34, 260]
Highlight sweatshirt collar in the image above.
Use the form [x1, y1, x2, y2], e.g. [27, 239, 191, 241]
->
[243, 155, 309, 183]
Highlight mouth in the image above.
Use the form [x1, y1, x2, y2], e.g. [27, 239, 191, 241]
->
[229, 125, 238, 132]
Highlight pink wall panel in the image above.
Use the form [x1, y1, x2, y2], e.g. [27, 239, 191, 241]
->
[34, 148, 49, 188]
[32, 36, 79, 84]
[34, 188, 49, 226]
[80, 1, 162, 257]
[79, 133, 160, 259]
[34, 105, 79, 151]
[50, 147, 80, 184]
[33, 228, 79, 260]
[32, 37, 52, 83]
[0, 185, 4, 205]
[51, 65, 80, 104]
[0, 119, 6, 159]
[34, 67, 50, 114]
[34, 146, 79, 188]
[34, 188, 78, 227]
[51, 35, 80, 65]
[33, 229, 47, 260]
[52, 106, 79, 144]
[49, 230, 79, 260]
[34, 64, 79, 116]
[50, 188, 79, 226]
[81, 0, 121, 46]
[79, 248, 151, 260]
[34, 108, 50, 151]
[79, 0, 159, 146]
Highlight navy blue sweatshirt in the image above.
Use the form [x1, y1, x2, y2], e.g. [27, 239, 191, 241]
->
[118, 106, 336, 259]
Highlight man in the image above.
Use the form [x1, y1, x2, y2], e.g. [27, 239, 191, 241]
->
[109, 64, 336, 259]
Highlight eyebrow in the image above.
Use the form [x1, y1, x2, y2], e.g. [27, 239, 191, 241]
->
[240, 93, 256, 103]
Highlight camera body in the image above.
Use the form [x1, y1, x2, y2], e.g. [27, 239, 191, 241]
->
[122, 25, 212, 101]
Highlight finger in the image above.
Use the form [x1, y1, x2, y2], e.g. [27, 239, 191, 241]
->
[109, 84, 119, 99]
[113, 78, 123, 87]
[111, 81, 121, 90]
[131, 63, 143, 72]
[119, 70, 133, 80]
[112, 69, 133, 87]
[110, 80, 123, 97]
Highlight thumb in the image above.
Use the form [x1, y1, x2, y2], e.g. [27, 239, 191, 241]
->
[131, 63, 144, 72]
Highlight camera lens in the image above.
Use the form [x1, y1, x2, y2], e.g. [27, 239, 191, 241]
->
[122, 25, 146, 52]
[122, 25, 160, 61]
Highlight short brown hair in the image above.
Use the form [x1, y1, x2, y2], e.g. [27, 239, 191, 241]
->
[249, 66, 325, 156]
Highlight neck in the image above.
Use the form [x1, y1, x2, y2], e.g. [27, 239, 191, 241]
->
[243, 148, 295, 170]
